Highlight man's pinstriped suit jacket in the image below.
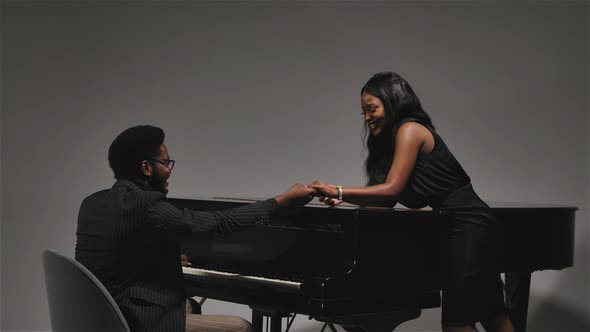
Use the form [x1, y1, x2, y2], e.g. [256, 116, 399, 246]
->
[75, 178, 277, 332]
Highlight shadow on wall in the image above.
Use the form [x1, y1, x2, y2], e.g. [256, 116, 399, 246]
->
[527, 295, 590, 332]
[526, 213, 589, 332]
[527, 251, 590, 332]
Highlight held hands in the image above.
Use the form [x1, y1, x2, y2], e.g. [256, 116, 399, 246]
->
[274, 183, 317, 208]
[273, 181, 343, 208]
[308, 180, 343, 206]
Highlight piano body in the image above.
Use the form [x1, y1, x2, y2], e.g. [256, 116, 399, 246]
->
[169, 198, 576, 332]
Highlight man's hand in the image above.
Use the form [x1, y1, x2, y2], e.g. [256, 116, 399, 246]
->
[309, 180, 342, 206]
[180, 254, 192, 267]
[274, 183, 317, 208]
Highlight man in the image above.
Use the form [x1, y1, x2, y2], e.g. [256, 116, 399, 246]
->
[75, 125, 315, 332]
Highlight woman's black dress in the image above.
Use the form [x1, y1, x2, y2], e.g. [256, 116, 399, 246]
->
[396, 119, 507, 325]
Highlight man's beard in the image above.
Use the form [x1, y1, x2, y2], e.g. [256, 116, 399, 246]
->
[149, 173, 168, 194]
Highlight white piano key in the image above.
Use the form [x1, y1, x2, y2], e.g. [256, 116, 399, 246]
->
[182, 267, 301, 291]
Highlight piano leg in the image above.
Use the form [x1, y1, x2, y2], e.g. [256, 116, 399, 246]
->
[252, 311, 263, 332]
[505, 270, 532, 332]
[271, 312, 282, 332]
[251, 308, 289, 332]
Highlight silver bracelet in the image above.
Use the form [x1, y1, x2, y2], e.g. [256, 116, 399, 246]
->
[337, 185, 343, 200]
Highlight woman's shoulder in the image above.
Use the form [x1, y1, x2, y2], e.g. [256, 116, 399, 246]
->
[396, 120, 436, 155]
[397, 120, 432, 138]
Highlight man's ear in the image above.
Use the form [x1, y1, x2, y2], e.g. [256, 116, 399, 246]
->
[141, 160, 152, 177]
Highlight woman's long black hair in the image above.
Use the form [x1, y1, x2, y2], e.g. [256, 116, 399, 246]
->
[362, 72, 434, 185]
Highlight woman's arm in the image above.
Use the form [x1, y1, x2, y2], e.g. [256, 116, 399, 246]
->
[312, 122, 433, 206]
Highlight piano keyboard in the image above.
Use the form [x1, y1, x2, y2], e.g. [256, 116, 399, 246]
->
[182, 267, 302, 291]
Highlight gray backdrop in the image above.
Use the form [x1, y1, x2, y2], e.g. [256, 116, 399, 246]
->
[1, 1, 588, 331]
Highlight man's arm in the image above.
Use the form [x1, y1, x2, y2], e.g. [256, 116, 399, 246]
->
[146, 198, 278, 237]
[146, 183, 314, 237]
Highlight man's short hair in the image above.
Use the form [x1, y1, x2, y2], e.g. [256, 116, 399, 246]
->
[108, 125, 165, 179]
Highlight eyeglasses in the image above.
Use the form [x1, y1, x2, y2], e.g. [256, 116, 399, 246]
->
[149, 157, 175, 170]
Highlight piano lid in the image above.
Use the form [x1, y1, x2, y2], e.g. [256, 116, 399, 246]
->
[168, 195, 577, 211]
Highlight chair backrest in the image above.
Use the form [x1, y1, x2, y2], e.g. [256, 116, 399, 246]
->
[42, 249, 130, 332]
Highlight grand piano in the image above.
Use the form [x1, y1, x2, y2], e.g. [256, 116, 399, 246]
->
[169, 197, 576, 332]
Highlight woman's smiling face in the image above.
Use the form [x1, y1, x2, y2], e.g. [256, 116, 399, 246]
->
[361, 91, 387, 137]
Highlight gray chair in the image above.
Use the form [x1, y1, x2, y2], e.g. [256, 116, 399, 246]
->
[42, 249, 130, 332]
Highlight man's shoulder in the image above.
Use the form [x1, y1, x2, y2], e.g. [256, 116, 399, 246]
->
[81, 181, 164, 208]
[112, 179, 166, 207]
[80, 188, 110, 204]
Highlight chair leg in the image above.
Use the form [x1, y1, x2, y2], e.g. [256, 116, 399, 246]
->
[187, 297, 202, 314]
[285, 313, 297, 332]
[321, 322, 338, 332]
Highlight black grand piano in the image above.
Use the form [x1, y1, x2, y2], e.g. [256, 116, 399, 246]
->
[169, 198, 576, 332]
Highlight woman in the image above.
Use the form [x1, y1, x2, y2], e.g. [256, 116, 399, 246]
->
[310, 72, 514, 332]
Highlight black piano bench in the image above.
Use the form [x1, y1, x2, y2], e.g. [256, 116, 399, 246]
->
[251, 308, 295, 332]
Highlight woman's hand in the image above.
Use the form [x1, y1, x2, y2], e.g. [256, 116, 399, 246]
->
[319, 196, 343, 206]
[308, 181, 341, 206]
